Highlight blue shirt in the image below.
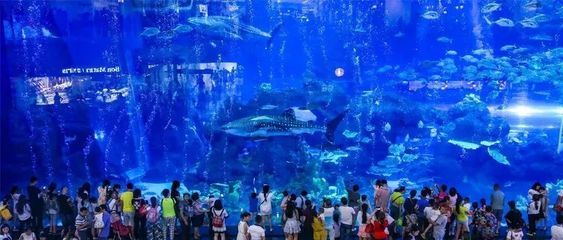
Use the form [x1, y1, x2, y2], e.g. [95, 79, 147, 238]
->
[99, 211, 111, 237]
[418, 198, 429, 217]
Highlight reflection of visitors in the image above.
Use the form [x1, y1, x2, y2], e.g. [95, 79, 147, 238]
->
[53, 92, 61, 105]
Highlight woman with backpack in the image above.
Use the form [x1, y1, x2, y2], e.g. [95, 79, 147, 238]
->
[257, 184, 273, 232]
[211, 200, 228, 240]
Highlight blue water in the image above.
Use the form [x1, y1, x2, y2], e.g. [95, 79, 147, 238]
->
[1, 0, 562, 221]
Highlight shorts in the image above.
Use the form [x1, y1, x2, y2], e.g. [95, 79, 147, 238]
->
[458, 220, 469, 232]
[122, 212, 135, 226]
[191, 214, 204, 227]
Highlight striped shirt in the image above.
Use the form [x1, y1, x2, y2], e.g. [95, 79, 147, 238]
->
[75, 214, 89, 231]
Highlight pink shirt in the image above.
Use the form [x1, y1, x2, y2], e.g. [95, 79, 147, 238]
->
[376, 187, 390, 211]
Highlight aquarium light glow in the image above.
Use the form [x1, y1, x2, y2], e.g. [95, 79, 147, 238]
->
[504, 105, 563, 117]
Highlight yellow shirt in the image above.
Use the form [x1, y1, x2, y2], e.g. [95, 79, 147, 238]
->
[390, 192, 405, 207]
[120, 191, 134, 213]
[456, 206, 469, 222]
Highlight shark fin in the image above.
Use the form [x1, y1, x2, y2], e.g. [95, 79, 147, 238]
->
[266, 23, 283, 48]
[325, 110, 348, 146]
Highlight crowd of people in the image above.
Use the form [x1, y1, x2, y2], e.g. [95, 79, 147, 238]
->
[0, 177, 562, 240]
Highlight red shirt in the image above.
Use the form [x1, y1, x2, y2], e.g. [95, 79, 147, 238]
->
[369, 220, 389, 240]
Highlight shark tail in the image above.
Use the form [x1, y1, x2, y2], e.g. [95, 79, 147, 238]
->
[325, 110, 348, 146]
[266, 23, 283, 48]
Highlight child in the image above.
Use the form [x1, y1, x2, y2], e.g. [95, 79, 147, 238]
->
[237, 212, 251, 240]
[93, 207, 104, 239]
[248, 215, 265, 240]
[313, 210, 327, 240]
[211, 200, 228, 240]
[18, 227, 36, 240]
[249, 192, 258, 218]
[46, 193, 59, 234]
[356, 204, 370, 240]
[146, 197, 163, 240]
[75, 207, 90, 240]
[505, 201, 524, 240]
[422, 206, 448, 240]
[0, 224, 12, 240]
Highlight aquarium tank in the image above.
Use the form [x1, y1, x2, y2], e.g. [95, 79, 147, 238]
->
[1, 0, 562, 224]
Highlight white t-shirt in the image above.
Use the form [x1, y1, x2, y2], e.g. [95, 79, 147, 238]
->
[506, 229, 524, 240]
[19, 232, 36, 240]
[257, 192, 273, 215]
[425, 207, 440, 222]
[527, 201, 542, 215]
[339, 206, 355, 225]
[296, 195, 306, 209]
[551, 225, 563, 240]
[248, 225, 265, 240]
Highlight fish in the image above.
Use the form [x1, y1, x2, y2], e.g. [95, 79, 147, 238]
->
[530, 13, 549, 23]
[487, 148, 510, 165]
[437, 36, 452, 43]
[360, 137, 371, 143]
[345, 146, 362, 151]
[342, 130, 359, 139]
[140, 27, 161, 37]
[260, 104, 278, 110]
[448, 140, 481, 150]
[523, 0, 541, 12]
[421, 11, 440, 20]
[394, 32, 405, 38]
[529, 34, 553, 41]
[172, 24, 193, 34]
[221, 109, 347, 145]
[512, 47, 528, 54]
[520, 19, 539, 28]
[446, 50, 458, 56]
[485, 17, 515, 27]
[481, 2, 502, 14]
[365, 125, 375, 132]
[41, 27, 58, 38]
[500, 45, 518, 51]
[377, 65, 393, 73]
[317, 149, 349, 163]
[417, 120, 424, 128]
[480, 140, 500, 146]
[384, 122, 392, 132]
[461, 55, 479, 63]
[187, 16, 282, 45]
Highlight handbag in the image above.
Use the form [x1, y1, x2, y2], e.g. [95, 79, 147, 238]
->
[0, 206, 12, 221]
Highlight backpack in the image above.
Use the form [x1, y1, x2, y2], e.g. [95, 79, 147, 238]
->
[212, 209, 225, 228]
[147, 206, 158, 224]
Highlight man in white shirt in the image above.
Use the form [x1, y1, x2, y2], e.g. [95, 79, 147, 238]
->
[248, 215, 266, 240]
[295, 191, 308, 210]
[339, 197, 355, 240]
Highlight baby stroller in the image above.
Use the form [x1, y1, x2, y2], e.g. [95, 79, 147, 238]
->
[111, 213, 132, 240]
